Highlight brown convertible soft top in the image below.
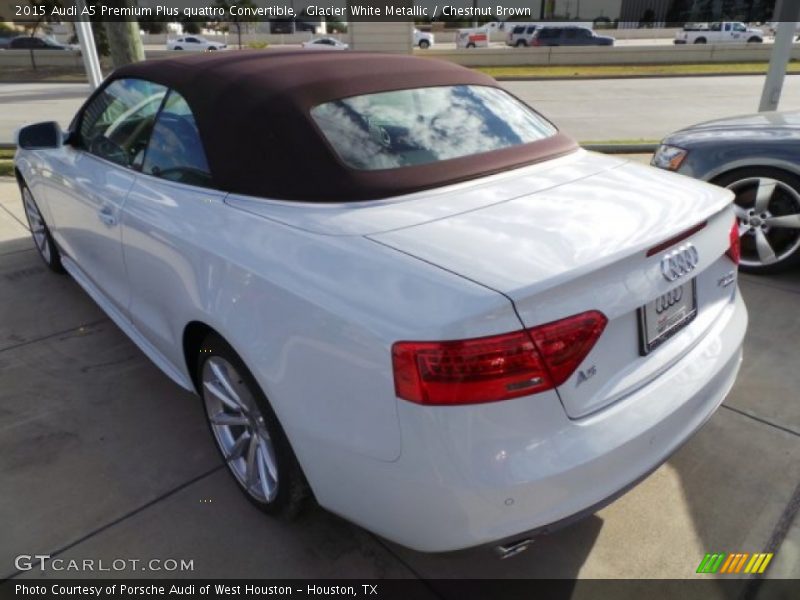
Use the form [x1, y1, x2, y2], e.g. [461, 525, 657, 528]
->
[107, 51, 577, 201]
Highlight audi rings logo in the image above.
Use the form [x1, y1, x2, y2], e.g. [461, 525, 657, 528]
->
[661, 244, 699, 282]
[655, 286, 684, 314]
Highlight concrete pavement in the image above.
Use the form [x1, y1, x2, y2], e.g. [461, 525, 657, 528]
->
[0, 174, 798, 583]
[2, 74, 799, 144]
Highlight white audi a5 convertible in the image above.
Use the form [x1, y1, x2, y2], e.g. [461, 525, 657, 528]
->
[14, 51, 747, 554]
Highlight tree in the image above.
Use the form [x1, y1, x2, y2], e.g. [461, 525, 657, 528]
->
[101, 0, 144, 68]
[139, 16, 166, 35]
[25, 0, 62, 38]
[214, 0, 257, 49]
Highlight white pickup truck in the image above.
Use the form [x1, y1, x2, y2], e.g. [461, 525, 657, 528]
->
[674, 22, 764, 44]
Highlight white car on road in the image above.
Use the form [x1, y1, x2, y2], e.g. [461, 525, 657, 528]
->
[674, 22, 764, 44]
[166, 35, 227, 51]
[413, 28, 434, 49]
[14, 51, 746, 553]
[301, 37, 349, 50]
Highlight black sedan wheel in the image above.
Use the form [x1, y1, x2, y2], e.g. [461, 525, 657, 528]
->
[715, 168, 800, 273]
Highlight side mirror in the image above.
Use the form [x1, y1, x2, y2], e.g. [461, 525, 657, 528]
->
[17, 121, 64, 150]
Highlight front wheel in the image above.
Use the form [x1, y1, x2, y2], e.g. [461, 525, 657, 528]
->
[466, 42, 476, 48]
[713, 168, 800, 274]
[694, 37, 707, 44]
[199, 333, 309, 517]
[418, 40, 430, 49]
[747, 36, 762, 43]
[21, 184, 64, 273]
[515, 40, 526, 47]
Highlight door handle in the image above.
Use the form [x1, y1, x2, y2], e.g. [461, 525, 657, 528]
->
[98, 206, 117, 227]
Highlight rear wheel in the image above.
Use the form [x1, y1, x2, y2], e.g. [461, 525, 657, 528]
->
[713, 168, 800, 274]
[466, 42, 476, 48]
[694, 37, 707, 44]
[515, 39, 526, 47]
[418, 40, 430, 49]
[21, 184, 64, 273]
[199, 333, 309, 517]
[747, 36, 762, 43]
[174, 46, 183, 50]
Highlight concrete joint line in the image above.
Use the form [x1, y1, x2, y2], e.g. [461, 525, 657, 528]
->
[2, 464, 225, 581]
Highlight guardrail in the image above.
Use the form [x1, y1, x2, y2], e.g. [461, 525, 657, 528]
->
[417, 43, 798, 67]
[0, 49, 84, 68]
[2, 42, 789, 70]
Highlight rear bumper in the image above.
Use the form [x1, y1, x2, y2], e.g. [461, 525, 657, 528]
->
[318, 291, 746, 552]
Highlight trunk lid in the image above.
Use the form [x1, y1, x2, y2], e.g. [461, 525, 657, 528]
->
[369, 156, 736, 418]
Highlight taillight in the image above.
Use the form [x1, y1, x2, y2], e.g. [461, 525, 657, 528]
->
[392, 311, 607, 406]
[532, 38, 541, 46]
[726, 217, 740, 265]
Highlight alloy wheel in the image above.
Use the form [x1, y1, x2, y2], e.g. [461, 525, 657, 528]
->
[22, 187, 52, 263]
[729, 176, 800, 269]
[202, 356, 279, 503]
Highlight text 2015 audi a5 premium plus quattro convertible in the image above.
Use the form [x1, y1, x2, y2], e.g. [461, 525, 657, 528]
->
[14, 51, 746, 553]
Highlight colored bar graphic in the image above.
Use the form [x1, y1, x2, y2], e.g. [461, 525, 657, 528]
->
[698, 552, 774, 574]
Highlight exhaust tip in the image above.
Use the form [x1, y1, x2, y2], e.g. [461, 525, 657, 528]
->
[495, 538, 534, 559]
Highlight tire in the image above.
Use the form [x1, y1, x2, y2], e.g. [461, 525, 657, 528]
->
[747, 36, 762, 44]
[418, 40, 430, 49]
[515, 40, 526, 47]
[198, 333, 309, 518]
[207, 47, 217, 51]
[174, 46, 183, 51]
[712, 167, 800, 274]
[694, 37, 707, 44]
[20, 183, 64, 273]
[466, 43, 476, 49]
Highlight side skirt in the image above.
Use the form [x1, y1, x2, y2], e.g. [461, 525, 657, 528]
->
[61, 256, 196, 392]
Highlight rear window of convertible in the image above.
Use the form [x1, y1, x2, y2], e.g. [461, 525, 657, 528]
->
[310, 85, 557, 171]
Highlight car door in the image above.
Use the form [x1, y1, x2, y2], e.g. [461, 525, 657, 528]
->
[185, 37, 203, 51]
[122, 89, 227, 367]
[577, 28, 594, 45]
[45, 78, 167, 317]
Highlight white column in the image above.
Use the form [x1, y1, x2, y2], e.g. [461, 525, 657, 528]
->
[759, 0, 800, 112]
[73, 0, 103, 89]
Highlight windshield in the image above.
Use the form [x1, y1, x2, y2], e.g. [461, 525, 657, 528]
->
[311, 85, 557, 171]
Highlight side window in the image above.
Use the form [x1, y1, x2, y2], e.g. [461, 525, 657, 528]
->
[527, 26, 535, 34]
[78, 78, 167, 168]
[142, 90, 212, 188]
[186, 37, 199, 43]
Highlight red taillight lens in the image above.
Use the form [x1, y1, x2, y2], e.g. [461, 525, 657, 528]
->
[392, 311, 607, 406]
[726, 217, 740, 265]
[528, 311, 608, 386]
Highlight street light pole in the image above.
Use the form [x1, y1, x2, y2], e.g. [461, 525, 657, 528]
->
[73, 0, 103, 89]
[759, 0, 800, 112]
